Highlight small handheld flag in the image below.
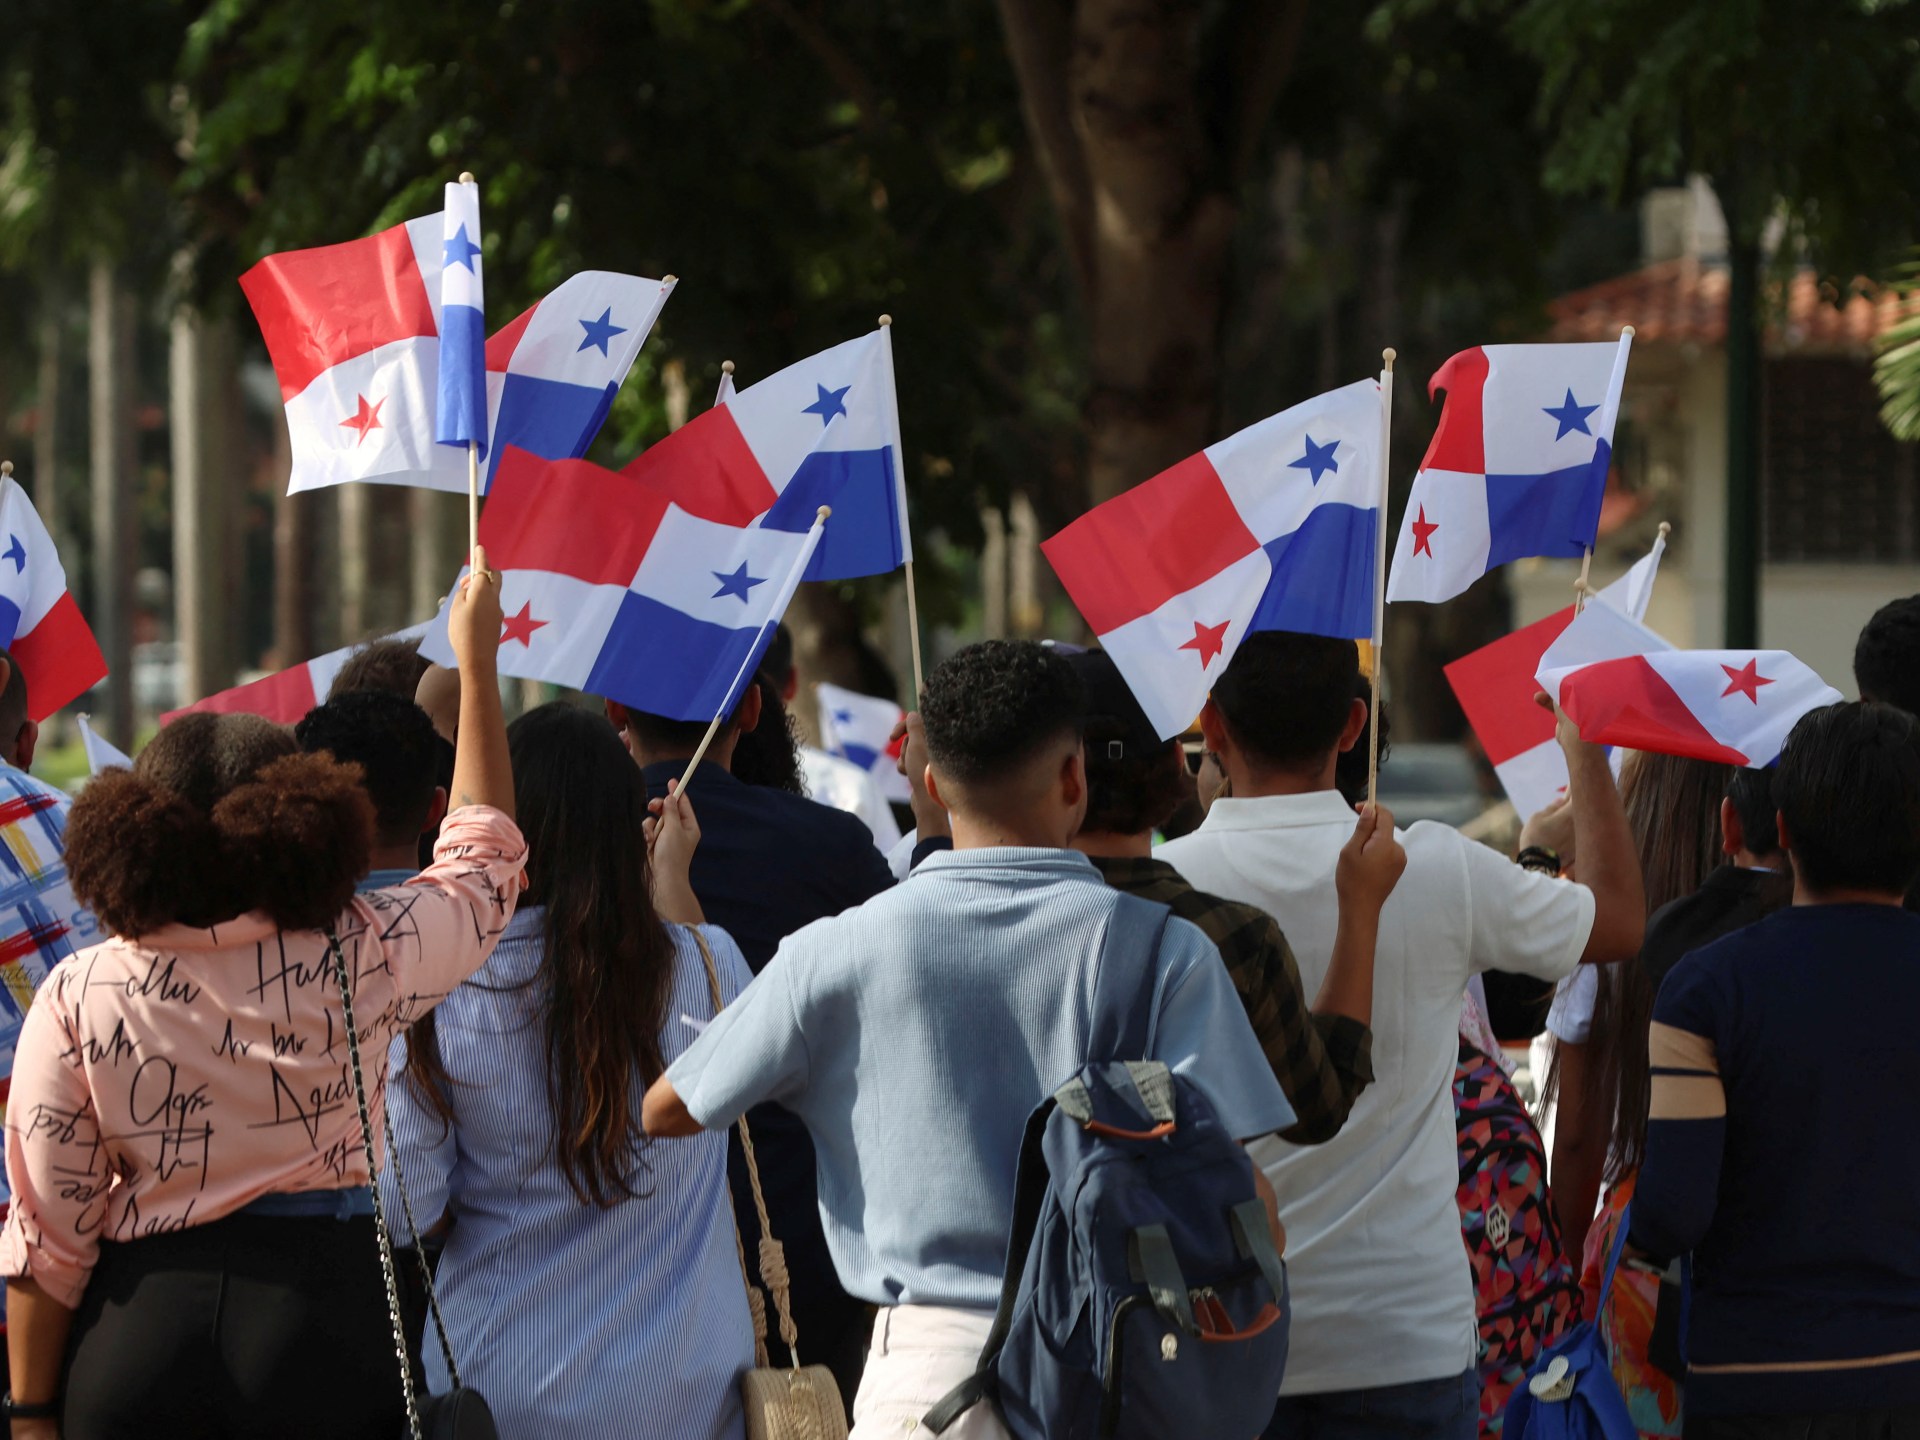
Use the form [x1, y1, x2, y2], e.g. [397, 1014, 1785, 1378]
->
[623, 326, 907, 582]
[163, 621, 436, 726]
[0, 464, 107, 721]
[817, 681, 912, 804]
[78, 714, 132, 774]
[436, 176, 488, 457]
[1537, 647, 1842, 769]
[1042, 377, 1386, 739]
[1389, 330, 1632, 604]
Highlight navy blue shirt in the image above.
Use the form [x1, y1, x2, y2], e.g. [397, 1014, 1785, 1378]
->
[1635, 904, 1920, 1416]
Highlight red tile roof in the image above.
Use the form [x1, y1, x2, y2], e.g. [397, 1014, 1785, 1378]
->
[1543, 257, 1920, 355]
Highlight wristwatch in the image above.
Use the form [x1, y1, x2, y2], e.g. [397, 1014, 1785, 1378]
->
[2, 1393, 60, 1420]
[1516, 844, 1561, 875]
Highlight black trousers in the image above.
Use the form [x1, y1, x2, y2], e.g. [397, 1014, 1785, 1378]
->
[1689, 1409, 1920, 1440]
[63, 1210, 405, 1440]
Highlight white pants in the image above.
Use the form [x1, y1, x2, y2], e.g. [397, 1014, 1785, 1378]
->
[849, 1305, 1013, 1439]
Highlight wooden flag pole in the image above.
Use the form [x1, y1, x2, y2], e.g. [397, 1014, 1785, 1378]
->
[1367, 348, 1396, 808]
[460, 170, 481, 565]
[877, 313, 926, 699]
[676, 506, 833, 794]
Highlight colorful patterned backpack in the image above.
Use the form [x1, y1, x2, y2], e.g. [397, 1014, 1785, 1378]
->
[1454, 1038, 1583, 1439]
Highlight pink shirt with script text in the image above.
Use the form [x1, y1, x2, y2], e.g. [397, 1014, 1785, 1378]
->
[0, 804, 526, 1307]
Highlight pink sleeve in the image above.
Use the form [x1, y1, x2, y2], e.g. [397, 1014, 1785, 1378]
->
[1, 965, 106, 1309]
[358, 805, 528, 1004]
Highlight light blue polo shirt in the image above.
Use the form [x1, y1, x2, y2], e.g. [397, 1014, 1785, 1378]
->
[667, 846, 1295, 1310]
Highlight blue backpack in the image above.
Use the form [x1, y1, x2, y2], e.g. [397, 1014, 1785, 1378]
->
[1503, 1210, 1639, 1440]
[924, 894, 1292, 1440]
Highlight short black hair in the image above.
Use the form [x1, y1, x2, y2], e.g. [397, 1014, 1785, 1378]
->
[620, 707, 736, 752]
[1069, 649, 1185, 836]
[1855, 595, 1920, 716]
[921, 640, 1085, 789]
[295, 690, 440, 849]
[759, 623, 795, 684]
[1334, 679, 1391, 808]
[1725, 766, 1781, 858]
[0, 648, 28, 742]
[329, 637, 431, 702]
[1211, 632, 1361, 770]
[1774, 701, 1920, 896]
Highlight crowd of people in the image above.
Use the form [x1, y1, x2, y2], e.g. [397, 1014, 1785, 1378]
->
[0, 565, 1917, 1440]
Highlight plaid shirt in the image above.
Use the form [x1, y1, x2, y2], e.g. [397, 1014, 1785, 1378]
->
[1091, 854, 1372, 1145]
[0, 763, 96, 1084]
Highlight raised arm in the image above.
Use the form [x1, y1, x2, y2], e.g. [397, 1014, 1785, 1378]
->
[448, 546, 513, 820]
[1542, 695, 1646, 964]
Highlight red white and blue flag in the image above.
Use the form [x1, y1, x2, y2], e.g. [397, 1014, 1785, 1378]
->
[1445, 532, 1666, 816]
[622, 327, 907, 582]
[162, 621, 435, 726]
[816, 681, 911, 804]
[1538, 645, 1842, 769]
[1388, 334, 1632, 604]
[242, 213, 672, 495]
[420, 448, 825, 721]
[1042, 378, 1385, 739]
[435, 178, 488, 456]
[0, 476, 106, 721]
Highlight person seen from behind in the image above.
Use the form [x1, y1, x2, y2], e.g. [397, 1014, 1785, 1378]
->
[1853, 593, 1920, 909]
[1065, 647, 1401, 1145]
[0, 560, 523, 1440]
[296, 689, 447, 890]
[641, 639, 1315, 1439]
[1155, 631, 1644, 1440]
[1630, 702, 1920, 1438]
[385, 702, 750, 1440]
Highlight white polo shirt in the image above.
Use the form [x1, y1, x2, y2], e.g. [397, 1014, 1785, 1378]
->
[1157, 789, 1594, 1395]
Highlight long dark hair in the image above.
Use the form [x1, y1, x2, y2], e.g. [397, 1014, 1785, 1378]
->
[1546, 750, 1730, 1180]
[729, 671, 807, 795]
[409, 703, 677, 1207]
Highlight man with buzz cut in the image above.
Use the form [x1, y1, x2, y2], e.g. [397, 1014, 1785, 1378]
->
[644, 640, 1387, 1438]
[1157, 631, 1645, 1440]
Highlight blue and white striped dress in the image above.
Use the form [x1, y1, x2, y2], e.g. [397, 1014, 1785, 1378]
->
[383, 908, 754, 1440]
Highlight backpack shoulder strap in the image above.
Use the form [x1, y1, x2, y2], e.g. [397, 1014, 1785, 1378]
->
[1086, 891, 1174, 1063]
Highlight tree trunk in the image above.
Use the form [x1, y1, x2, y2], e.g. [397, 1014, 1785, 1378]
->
[169, 298, 240, 704]
[337, 481, 371, 640]
[1724, 232, 1762, 648]
[409, 489, 465, 623]
[272, 426, 314, 667]
[33, 286, 63, 552]
[997, 0, 1308, 503]
[88, 262, 137, 749]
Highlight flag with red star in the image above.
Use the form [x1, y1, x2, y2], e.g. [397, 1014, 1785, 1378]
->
[1040, 378, 1385, 738]
[1388, 332, 1633, 605]
[163, 620, 435, 726]
[418, 447, 826, 722]
[1537, 647, 1842, 768]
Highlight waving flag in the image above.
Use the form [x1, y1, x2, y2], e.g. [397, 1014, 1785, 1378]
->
[1389, 333, 1632, 604]
[483, 271, 676, 489]
[816, 681, 911, 804]
[622, 327, 906, 582]
[436, 178, 488, 456]
[78, 714, 132, 774]
[1538, 648, 1842, 769]
[241, 212, 481, 495]
[1445, 531, 1668, 816]
[1042, 378, 1384, 739]
[162, 621, 435, 726]
[421, 448, 825, 721]
[0, 475, 106, 721]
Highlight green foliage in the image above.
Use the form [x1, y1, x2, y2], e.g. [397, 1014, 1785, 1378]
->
[1875, 257, 1920, 439]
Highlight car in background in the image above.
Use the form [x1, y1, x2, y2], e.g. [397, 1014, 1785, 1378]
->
[1377, 741, 1488, 829]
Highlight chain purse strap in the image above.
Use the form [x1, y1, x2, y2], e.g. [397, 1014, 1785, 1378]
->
[691, 928, 804, 1370]
[327, 928, 463, 1438]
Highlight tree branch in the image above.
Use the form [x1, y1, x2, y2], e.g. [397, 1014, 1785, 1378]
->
[994, 0, 1094, 301]
[761, 0, 883, 131]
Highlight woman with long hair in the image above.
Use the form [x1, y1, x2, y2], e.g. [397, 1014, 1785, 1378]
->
[1544, 750, 1782, 1440]
[385, 701, 754, 1440]
[1, 569, 521, 1440]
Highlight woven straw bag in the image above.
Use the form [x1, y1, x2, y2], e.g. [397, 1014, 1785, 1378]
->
[694, 932, 850, 1440]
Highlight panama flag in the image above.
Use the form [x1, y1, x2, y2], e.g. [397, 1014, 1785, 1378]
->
[622, 327, 907, 582]
[1538, 646, 1842, 769]
[0, 475, 107, 721]
[420, 448, 825, 722]
[162, 621, 435, 726]
[816, 681, 911, 803]
[1043, 378, 1384, 739]
[435, 178, 488, 456]
[1445, 531, 1666, 817]
[483, 271, 676, 489]
[1388, 332, 1632, 603]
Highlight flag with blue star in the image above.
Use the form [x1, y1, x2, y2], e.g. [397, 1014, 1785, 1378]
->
[435, 176, 489, 454]
[623, 325, 911, 582]
[0, 471, 106, 720]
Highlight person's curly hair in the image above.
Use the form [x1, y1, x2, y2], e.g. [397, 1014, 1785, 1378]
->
[66, 714, 373, 936]
[920, 640, 1085, 787]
